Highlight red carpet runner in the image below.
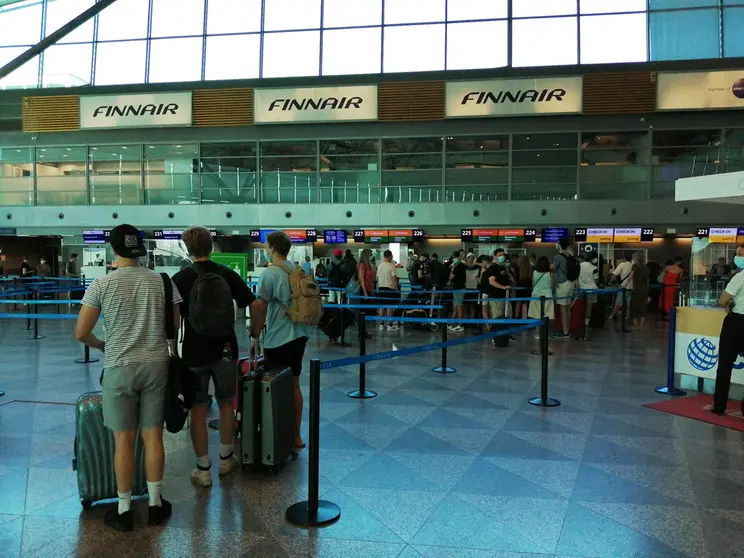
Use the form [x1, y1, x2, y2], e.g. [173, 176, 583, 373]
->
[645, 394, 744, 433]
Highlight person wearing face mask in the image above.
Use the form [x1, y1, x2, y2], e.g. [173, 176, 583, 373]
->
[712, 245, 744, 415]
[578, 253, 599, 327]
[480, 249, 511, 345]
[552, 238, 580, 339]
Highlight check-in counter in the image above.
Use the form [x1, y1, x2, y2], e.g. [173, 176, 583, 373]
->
[673, 306, 744, 395]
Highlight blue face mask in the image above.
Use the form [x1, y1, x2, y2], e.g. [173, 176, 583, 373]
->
[735, 256, 744, 270]
[496, 256, 506, 264]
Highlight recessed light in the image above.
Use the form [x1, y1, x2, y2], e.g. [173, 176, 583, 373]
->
[92, 147, 98, 150]
[41, 149, 46, 152]
[15, 149, 21, 152]
[39, 155, 44, 158]
[122, 146, 128, 150]
[175, 145, 182, 148]
[63, 154, 68, 157]
[148, 145, 155, 149]
[66, 148, 72, 151]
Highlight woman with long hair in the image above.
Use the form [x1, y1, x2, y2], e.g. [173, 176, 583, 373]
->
[516, 254, 532, 318]
[357, 248, 375, 338]
[659, 257, 683, 319]
[528, 256, 555, 338]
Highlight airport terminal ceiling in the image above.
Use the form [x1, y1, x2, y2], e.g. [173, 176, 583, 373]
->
[1, 0, 744, 88]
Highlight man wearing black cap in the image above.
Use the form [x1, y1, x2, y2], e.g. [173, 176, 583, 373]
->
[75, 224, 182, 531]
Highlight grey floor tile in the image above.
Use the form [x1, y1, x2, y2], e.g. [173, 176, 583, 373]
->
[0, 468, 28, 515]
[411, 494, 551, 553]
[480, 431, 577, 461]
[556, 502, 692, 558]
[501, 411, 585, 434]
[483, 457, 581, 498]
[340, 453, 438, 491]
[384, 427, 468, 456]
[582, 435, 680, 468]
[320, 423, 376, 451]
[384, 452, 476, 491]
[418, 407, 492, 430]
[453, 458, 563, 500]
[572, 464, 689, 506]
[589, 415, 669, 438]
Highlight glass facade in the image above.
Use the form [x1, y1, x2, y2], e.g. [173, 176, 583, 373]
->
[1, 0, 743, 89]
[1, 128, 741, 206]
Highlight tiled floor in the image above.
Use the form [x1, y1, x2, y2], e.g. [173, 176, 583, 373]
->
[1, 316, 743, 557]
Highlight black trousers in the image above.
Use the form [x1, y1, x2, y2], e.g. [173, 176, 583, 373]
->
[713, 312, 744, 412]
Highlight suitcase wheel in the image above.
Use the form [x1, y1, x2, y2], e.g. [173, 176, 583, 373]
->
[265, 467, 277, 477]
[290, 451, 298, 461]
[81, 500, 92, 510]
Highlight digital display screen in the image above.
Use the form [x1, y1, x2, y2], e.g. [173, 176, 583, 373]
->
[285, 230, 309, 244]
[524, 228, 537, 242]
[461, 229, 473, 242]
[613, 228, 655, 242]
[574, 228, 587, 242]
[413, 229, 425, 240]
[306, 229, 317, 243]
[738, 228, 744, 243]
[82, 230, 109, 244]
[472, 229, 500, 242]
[587, 228, 614, 243]
[365, 230, 388, 243]
[541, 227, 568, 243]
[498, 229, 524, 242]
[696, 227, 710, 238]
[209, 229, 218, 238]
[389, 229, 413, 242]
[353, 230, 365, 242]
[323, 230, 347, 244]
[708, 227, 738, 243]
[153, 230, 183, 240]
[641, 228, 655, 242]
[249, 230, 261, 241]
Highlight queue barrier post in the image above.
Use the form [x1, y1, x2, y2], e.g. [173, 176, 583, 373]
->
[286, 359, 341, 528]
[531, 295, 554, 356]
[22, 290, 32, 331]
[75, 344, 100, 364]
[348, 316, 377, 399]
[336, 293, 351, 348]
[28, 290, 45, 340]
[529, 316, 561, 407]
[432, 316, 456, 374]
[620, 287, 631, 333]
[655, 306, 686, 396]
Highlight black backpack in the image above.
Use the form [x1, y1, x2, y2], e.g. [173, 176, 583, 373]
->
[328, 261, 348, 288]
[188, 263, 234, 337]
[315, 262, 327, 278]
[562, 254, 581, 282]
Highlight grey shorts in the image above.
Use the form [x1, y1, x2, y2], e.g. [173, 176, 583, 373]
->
[102, 361, 169, 432]
[190, 359, 236, 406]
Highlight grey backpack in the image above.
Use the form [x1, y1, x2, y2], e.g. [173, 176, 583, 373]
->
[188, 263, 234, 337]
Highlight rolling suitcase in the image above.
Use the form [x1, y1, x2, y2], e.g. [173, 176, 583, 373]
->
[72, 391, 147, 509]
[238, 360, 296, 475]
[319, 308, 355, 342]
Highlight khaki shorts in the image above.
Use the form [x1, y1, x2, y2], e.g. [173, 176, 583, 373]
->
[556, 281, 576, 306]
[488, 300, 506, 319]
[102, 361, 168, 432]
[528, 299, 555, 319]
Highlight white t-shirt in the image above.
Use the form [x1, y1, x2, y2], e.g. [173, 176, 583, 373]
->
[725, 270, 744, 315]
[613, 261, 634, 290]
[376, 260, 398, 289]
[579, 261, 598, 290]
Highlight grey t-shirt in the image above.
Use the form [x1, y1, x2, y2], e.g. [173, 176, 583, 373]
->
[257, 261, 311, 349]
[82, 266, 182, 368]
[553, 253, 569, 284]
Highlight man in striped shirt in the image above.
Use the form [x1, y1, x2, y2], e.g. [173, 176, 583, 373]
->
[75, 224, 182, 532]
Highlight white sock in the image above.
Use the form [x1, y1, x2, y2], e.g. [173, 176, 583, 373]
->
[196, 455, 211, 470]
[219, 444, 233, 459]
[117, 491, 132, 514]
[147, 480, 162, 507]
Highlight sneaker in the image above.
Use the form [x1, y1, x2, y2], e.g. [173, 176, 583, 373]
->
[551, 332, 569, 340]
[387, 324, 399, 331]
[379, 324, 385, 332]
[447, 324, 457, 331]
[104, 509, 133, 532]
[191, 465, 213, 488]
[218, 453, 240, 477]
[148, 498, 172, 526]
[453, 325, 464, 332]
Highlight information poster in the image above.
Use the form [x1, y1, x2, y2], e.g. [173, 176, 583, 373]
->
[708, 227, 738, 243]
[586, 228, 614, 243]
[211, 253, 248, 281]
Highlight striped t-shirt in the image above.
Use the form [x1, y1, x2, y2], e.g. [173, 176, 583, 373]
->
[82, 266, 182, 368]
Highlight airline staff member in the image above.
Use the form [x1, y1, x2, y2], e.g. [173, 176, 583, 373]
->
[712, 245, 744, 415]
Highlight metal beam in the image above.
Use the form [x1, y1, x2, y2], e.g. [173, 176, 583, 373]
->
[0, 0, 33, 9]
[0, 0, 121, 81]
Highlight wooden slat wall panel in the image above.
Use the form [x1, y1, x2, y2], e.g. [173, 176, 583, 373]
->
[379, 81, 445, 122]
[583, 72, 656, 115]
[193, 88, 253, 127]
[22, 95, 79, 132]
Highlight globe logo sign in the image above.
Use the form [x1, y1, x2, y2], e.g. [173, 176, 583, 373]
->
[733, 78, 744, 100]
[687, 338, 718, 371]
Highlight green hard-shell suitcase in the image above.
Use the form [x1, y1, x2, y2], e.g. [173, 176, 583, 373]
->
[238, 361, 296, 475]
[72, 391, 147, 509]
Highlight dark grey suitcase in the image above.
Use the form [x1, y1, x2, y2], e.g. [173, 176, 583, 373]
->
[238, 362, 296, 475]
[72, 391, 147, 509]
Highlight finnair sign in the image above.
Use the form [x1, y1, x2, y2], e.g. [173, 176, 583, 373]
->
[446, 77, 583, 118]
[254, 85, 378, 124]
[80, 92, 193, 129]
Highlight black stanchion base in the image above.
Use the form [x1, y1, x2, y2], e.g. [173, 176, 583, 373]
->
[27, 335, 45, 340]
[0, 391, 5, 397]
[655, 386, 686, 396]
[530, 350, 554, 356]
[432, 366, 457, 374]
[285, 500, 341, 528]
[347, 389, 377, 399]
[528, 397, 561, 407]
[74, 357, 100, 364]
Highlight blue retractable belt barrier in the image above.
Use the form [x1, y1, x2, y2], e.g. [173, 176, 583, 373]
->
[0, 313, 78, 319]
[320, 321, 538, 370]
[366, 316, 539, 325]
[323, 303, 442, 310]
[0, 299, 78, 305]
